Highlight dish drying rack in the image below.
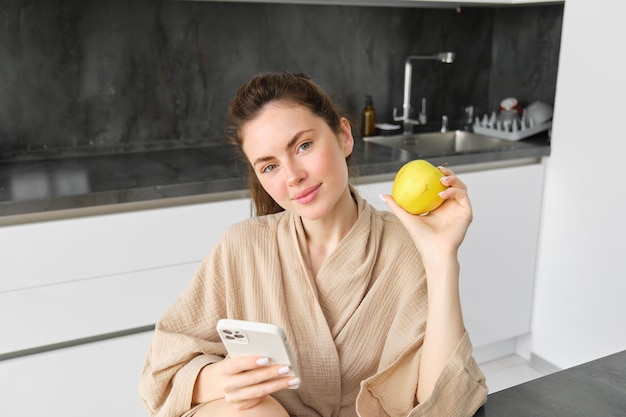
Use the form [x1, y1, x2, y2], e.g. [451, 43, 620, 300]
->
[473, 112, 551, 141]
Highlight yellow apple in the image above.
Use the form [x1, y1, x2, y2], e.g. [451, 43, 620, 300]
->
[391, 160, 447, 215]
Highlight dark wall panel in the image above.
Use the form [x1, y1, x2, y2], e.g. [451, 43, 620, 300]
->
[0, 1, 562, 160]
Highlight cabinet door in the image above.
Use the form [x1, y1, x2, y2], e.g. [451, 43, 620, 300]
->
[0, 263, 196, 354]
[0, 332, 153, 417]
[0, 198, 251, 292]
[0, 198, 251, 355]
[458, 163, 544, 348]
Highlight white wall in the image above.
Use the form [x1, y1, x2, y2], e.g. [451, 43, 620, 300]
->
[531, 0, 626, 370]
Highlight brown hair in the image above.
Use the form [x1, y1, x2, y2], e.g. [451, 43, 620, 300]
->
[225, 71, 353, 216]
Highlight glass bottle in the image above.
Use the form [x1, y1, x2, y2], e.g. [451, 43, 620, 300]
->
[362, 95, 376, 137]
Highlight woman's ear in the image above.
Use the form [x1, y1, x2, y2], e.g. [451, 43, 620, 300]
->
[340, 117, 354, 157]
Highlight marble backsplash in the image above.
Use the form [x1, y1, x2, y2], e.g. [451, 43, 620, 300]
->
[0, 0, 562, 161]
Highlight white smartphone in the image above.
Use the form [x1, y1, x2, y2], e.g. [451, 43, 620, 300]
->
[216, 319, 300, 386]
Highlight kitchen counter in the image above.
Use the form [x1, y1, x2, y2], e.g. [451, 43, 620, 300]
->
[475, 350, 626, 416]
[0, 134, 550, 223]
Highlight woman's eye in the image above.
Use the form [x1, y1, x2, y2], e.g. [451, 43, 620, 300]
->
[262, 163, 277, 174]
[297, 141, 312, 153]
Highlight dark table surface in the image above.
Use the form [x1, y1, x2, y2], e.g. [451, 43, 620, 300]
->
[475, 350, 626, 417]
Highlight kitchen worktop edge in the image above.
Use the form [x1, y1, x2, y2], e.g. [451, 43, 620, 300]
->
[0, 137, 550, 223]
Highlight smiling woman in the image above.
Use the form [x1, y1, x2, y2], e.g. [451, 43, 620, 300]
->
[138, 71, 488, 417]
[241, 102, 354, 223]
[225, 72, 353, 217]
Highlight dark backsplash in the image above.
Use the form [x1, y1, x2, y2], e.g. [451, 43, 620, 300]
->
[0, 0, 562, 161]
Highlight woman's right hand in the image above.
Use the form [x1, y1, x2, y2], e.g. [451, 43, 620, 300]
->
[193, 356, 299, 410]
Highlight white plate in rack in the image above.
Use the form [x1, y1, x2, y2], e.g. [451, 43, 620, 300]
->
[375, 123, 401, 131]
[473, 121, 551, 141]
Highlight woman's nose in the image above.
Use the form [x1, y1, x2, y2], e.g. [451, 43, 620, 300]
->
[285, 161, 306, 186]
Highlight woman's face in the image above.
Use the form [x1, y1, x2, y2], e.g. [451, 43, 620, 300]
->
[241, 101, 354, 220]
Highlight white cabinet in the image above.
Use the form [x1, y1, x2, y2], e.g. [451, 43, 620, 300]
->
[356, 162, 545, 360]
[0, 198, 251, 292]
[0, 331, 153, 417]
[0, 197, 251, 417]
[0, 197, 251, 355]
[458, 163, 544, 353]
[0, 263, 197, 354]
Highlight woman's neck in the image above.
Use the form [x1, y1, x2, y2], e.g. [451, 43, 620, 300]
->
[301, 187, 358, 277]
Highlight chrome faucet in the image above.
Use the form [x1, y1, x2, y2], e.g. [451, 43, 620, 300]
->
[441, 115, 449, 133]
[393, 52, 455, 134]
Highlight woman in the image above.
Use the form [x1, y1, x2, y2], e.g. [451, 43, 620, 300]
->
[139, 71, 487, 417]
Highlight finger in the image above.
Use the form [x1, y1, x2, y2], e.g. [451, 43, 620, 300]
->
[223, 373, 299, 405]
[439, 186, 472, 213]
[440, 173, 467, 192]
[225, 373, 297, 398]
[379, 193, 414, 219]
[221, 363, 297, 392]
[380, 194, 441, 235]
[220, 356, 270, 376]
[437, 165, 455, 176]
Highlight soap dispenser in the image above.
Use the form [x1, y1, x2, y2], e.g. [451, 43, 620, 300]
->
[362, 95, 376, 137]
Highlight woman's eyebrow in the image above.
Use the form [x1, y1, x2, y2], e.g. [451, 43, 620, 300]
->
[252, 129, 314, 167]
[285, 129, 314, 150]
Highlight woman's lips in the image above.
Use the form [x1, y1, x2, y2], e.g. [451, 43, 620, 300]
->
[291, 184, 321, 204]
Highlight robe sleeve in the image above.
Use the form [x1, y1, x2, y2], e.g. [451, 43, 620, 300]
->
[138, 243, 231, 417]
[356, 331, 487, 417]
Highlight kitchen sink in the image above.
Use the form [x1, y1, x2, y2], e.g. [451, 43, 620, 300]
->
[363, 130, 532, 156]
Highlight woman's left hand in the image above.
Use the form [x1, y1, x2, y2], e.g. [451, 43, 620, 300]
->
[381, 166, 473, 257]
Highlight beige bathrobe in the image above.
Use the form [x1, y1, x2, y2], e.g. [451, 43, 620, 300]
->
[139, 191, 487, 417]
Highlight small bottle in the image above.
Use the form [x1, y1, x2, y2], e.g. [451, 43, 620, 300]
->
[362, 95, 376, 137]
